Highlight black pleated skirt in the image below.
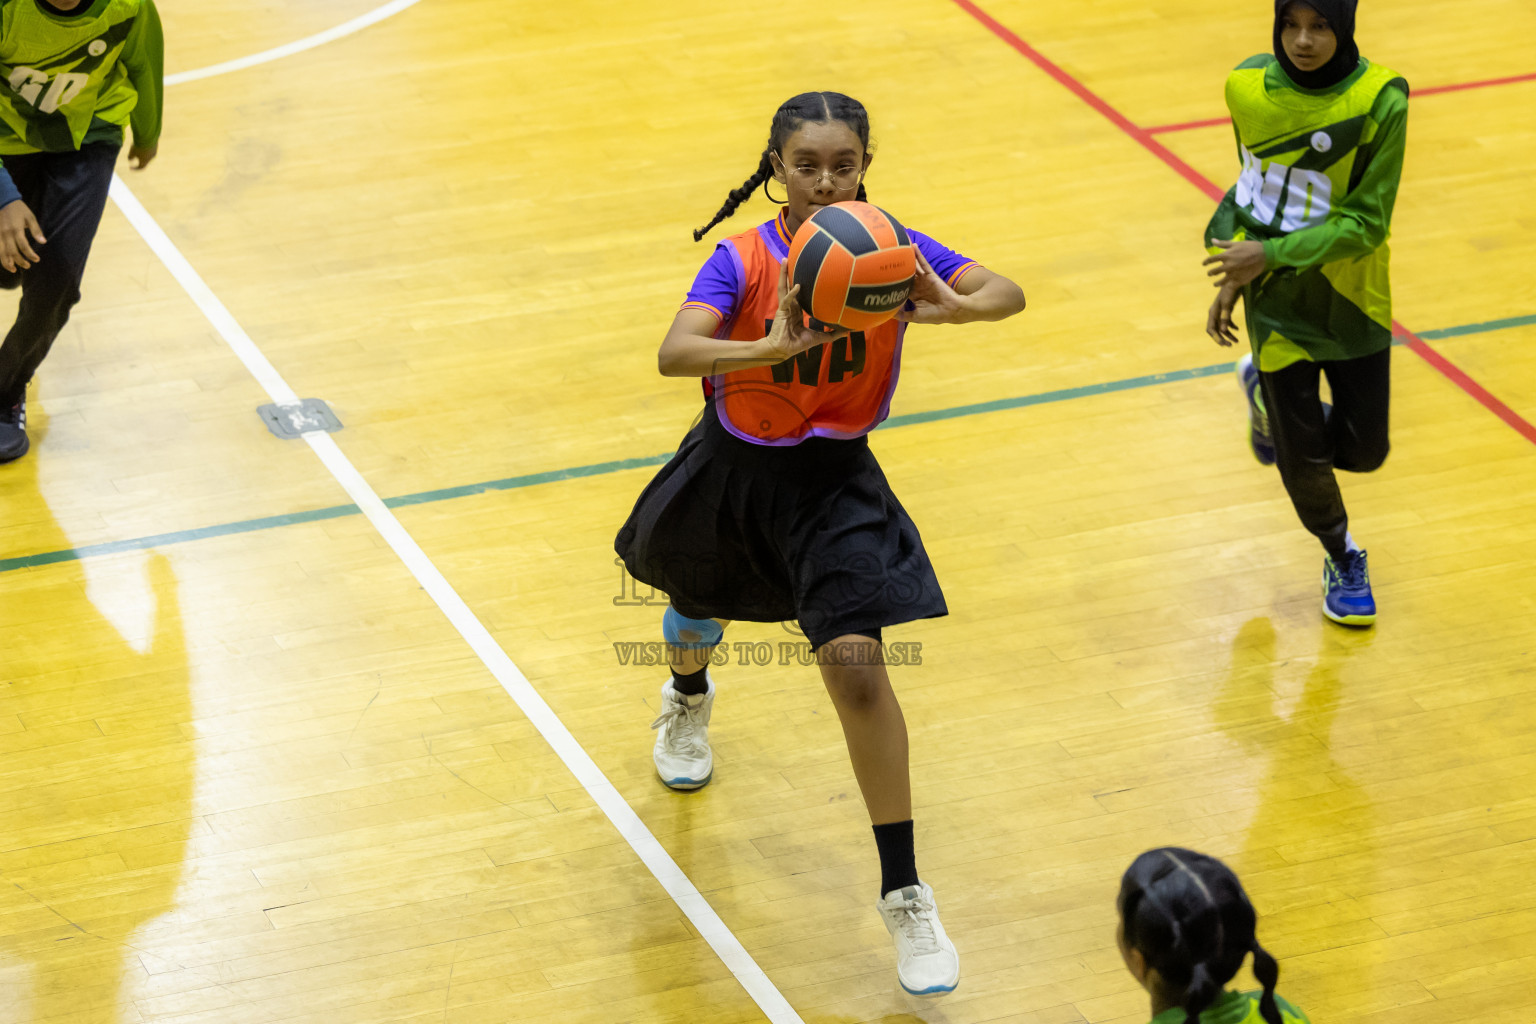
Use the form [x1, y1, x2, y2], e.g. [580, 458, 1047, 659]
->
[614, 402, 947, 649]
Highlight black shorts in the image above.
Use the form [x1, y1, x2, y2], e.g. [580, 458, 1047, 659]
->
[614, 403, 947, 650]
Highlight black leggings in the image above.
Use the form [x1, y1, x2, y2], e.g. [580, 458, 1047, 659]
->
[0, 142, 119, 409]
[1258, 347, 1391, 560]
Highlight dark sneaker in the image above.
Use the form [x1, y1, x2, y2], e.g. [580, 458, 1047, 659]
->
[0, 398, 27, 463]
[1236, 354, 1276, 465]
[1323, 549, 1376, 626]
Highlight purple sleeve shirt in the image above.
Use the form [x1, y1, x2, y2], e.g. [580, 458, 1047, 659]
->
[681, 243, 745, 326]
[909, 230, 981, 290]
[679, 226, 980, 325]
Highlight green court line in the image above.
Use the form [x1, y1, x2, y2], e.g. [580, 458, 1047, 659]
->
[2, 312, 1528, 575]
[0, 505, 360, 573]
[1417, 313, 1536, 340]
[882, 362, 1232, 428]
[382, 455, 673, 508]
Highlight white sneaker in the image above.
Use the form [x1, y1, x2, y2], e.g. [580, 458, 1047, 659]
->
[651, 675, 714, 789]
[877, 882, 960, 995]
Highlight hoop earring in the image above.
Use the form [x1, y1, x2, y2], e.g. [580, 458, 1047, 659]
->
[762, 178, 787, 205]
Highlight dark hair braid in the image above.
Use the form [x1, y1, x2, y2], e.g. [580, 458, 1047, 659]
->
[692, 149, 774, 242]
[693, 91, 873, 241]
[1250, 940, 1283, 1024]
[1119, 848, 1284, 1024]
[1182, 960, 1220, 1024]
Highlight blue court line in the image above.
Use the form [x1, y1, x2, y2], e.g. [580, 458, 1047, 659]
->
[1, 313, 1528, 575]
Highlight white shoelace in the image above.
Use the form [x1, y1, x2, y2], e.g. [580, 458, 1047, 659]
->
[891, 893, 942, 955]
[650, 696, 708, 757]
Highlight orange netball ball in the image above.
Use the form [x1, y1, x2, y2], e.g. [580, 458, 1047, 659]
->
[786, 201, 916, 333]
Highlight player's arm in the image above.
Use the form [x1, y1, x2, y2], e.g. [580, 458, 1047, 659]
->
[658, 262, 840, 377]
[658, 308, 769, 377]
[1204, 121, 1245, 254]
[951, 264, 1026, 322]
[123, 0, 165, 169]
[896, 251, 1025, 325]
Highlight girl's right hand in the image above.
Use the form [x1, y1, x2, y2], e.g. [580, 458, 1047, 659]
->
[0, 199, 44, 273]
[1207, 282, 1241, 347]
[765, 260, 846, 360]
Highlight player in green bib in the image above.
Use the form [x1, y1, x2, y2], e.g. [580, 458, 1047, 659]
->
[0, 0, 163, 463]
[1202, 0, 1405, 627]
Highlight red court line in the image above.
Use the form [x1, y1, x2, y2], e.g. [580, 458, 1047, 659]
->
[1145, 70, 1536, 134]
[1147, 116, 1231, 135]
[951, 0, 1536, 446]
[1396, 326, 1536, 445]
[949, 0, 1224, 202]
[1418, 69, 1536, 96]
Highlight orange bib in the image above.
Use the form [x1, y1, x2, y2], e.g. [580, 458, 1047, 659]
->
[703, 216, 905, 446]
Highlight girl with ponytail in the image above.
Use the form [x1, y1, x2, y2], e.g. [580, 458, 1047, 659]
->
[690, 92, 871, 242]
[1117, 848, 1308, 1024]
[615, 92, 1025, 996]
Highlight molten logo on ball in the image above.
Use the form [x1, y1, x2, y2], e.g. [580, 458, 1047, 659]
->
[857, 285, 912, 309]
[786, 201, 916, 333]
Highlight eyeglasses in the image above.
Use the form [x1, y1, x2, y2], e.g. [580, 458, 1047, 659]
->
[785, 165, 862, 191]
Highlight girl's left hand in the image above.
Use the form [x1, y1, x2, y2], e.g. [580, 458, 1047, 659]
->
[1207, 282, 1241, 347]
[1203, 239, 1267, 289]
[894, 248, 965, 324]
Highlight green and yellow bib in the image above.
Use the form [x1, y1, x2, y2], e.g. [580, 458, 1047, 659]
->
[1207, 55, 1409, 370]
[0, 0, 152, 153]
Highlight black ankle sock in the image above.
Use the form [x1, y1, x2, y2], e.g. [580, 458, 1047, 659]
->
[872, 819, 919, 896]
[670, 665, 709, 696]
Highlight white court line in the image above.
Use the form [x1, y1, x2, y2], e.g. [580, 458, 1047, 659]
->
[165, 0, 426, 86]
[107, 175, 805, 1024]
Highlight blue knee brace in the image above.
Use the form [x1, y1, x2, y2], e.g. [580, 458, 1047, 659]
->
[662, 606, 723, 649]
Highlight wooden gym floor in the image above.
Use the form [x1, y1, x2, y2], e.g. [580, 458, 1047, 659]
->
[2, 1, 1534, 1021]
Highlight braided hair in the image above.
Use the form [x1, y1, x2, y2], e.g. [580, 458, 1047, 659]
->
[693, 91, 872, 242]
[1119, 848, 1284, 1024]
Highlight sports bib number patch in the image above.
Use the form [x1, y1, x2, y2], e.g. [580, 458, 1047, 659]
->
[1235, 145, 1333, 233]
[7, 67, 90, 113]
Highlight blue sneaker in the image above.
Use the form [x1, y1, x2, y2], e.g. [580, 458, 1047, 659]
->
[1236, 354, 1276, 465]
[1323, 549, 1376, 626]
[0, 397, 27, 463]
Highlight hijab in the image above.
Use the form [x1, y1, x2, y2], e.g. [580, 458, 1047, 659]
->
[1275, 0, 1360, 89]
